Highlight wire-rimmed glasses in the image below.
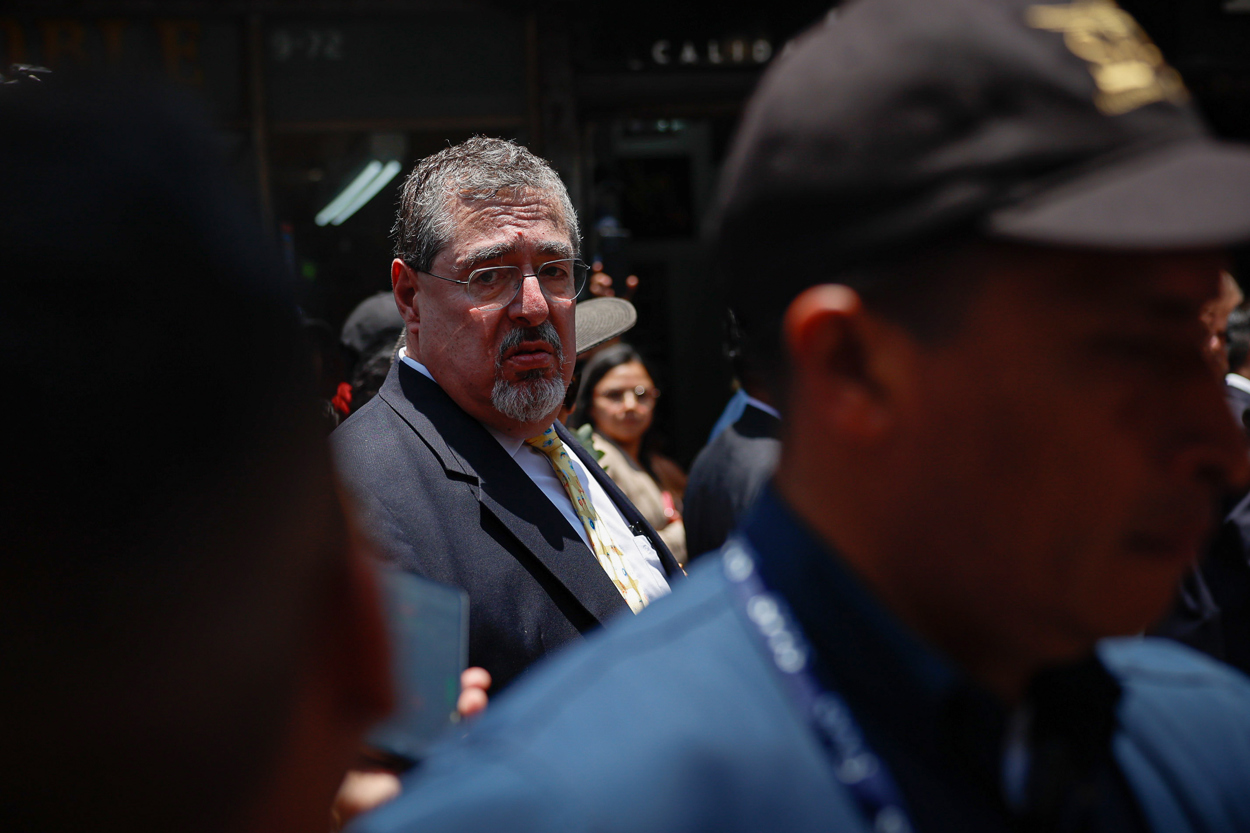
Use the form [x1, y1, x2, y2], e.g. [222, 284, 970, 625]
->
[421, 258, 589, 310]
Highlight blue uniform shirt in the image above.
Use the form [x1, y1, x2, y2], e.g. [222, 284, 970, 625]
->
[744, 487, 1150, 832]
[353, 487, 1250, 833]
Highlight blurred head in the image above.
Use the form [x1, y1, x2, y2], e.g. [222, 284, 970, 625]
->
[0, 82, 391, 833]
[390, 137, 581, 438]
[1199, 270, 1244, 375]
[714, 0, 1250, 696]
[573, 343, 660, 450]
[1227, 306, 1250, 377]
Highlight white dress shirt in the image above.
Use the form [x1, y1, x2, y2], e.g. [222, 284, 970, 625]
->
[401, 355, 671, 604]
[1227, 372, 1250, 396]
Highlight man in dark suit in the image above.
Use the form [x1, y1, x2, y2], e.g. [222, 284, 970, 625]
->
[349, 2, 1250, 832]
[684, 397, 780, 560]
[684, 320, 782, 560]
[333, 138, 681, 693]
[1156, 275, 1250, 674]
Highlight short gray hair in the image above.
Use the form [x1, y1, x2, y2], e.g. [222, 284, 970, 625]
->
[392, 136, 580, 272]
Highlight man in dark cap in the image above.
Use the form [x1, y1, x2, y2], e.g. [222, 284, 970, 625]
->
[349, 2, 1250, 831]
[1, 82, 394, 833]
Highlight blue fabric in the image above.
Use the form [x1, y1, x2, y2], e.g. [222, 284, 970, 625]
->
[707, 388, 749, 442]
[352, 489, 1250, 833]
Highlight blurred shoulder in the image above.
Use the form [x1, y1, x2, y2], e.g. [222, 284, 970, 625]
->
[352, 556, 861, 833]
[1100, 637, 1250, 829]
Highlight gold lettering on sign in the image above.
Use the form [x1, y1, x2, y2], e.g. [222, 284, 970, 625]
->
[0, 18, 28, 64]
[40, 19, 88, 68]
[1027, 0, 1187, 114]
[156, 19, 204, 86]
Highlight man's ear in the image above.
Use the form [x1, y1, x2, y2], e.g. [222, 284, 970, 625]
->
[782, 285, 893, 441]
[392, 259, 420, 329]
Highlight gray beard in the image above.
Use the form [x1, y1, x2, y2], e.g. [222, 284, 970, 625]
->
[491, 322, 567, 424]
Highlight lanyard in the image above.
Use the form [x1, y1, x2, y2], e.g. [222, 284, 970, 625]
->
[722, 538, 915, 833]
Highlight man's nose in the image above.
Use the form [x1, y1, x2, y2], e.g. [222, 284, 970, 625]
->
[507, 272, 550, 326]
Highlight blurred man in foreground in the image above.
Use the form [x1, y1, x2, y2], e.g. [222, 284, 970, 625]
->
[351, 2, 1250, 831]
[0, 82, 395, 833]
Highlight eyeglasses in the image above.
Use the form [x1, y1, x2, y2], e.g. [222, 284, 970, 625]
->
[596, 385, 660, 406]
[421, 258, 589, 311]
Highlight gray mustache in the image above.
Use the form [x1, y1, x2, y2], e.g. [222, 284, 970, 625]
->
[497, 322, 565, 368]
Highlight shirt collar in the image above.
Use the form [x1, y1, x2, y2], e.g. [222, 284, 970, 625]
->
[744, 396, 781, 420]
[1227, 372, 1250, 395]
[400, 353, 529, 458]
[741, 487, 960, 748]
[740, 487, 1123, 808]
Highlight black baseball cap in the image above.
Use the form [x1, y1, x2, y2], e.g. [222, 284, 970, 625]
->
[714, 0, 1250, 294]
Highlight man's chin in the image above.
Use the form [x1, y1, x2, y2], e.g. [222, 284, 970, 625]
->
[491, 376, 568, 425]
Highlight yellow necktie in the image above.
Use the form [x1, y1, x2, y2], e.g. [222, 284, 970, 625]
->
[526, 426, 647, 613]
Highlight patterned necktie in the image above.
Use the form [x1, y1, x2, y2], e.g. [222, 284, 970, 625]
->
[526, 426, 647, 613]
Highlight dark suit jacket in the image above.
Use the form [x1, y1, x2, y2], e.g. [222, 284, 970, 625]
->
[332, 361, 681, 691]
[683, 403, 781, 560]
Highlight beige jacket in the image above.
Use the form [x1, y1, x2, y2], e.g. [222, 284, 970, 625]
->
[592, 432, 687, 566]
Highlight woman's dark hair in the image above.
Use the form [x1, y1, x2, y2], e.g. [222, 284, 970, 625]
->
[570, 342, 646, 430]
[570, 342, 667, 474]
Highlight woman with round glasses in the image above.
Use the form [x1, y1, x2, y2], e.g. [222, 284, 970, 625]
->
[571, 343, 688, 565]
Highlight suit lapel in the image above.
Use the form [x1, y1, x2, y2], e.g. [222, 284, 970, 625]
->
[379, 362, 630, 625]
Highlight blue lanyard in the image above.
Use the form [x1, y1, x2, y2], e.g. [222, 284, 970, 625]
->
[722, 538, 915, 833]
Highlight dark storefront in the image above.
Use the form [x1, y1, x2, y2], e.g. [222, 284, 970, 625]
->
[4, 0, 1249, 462]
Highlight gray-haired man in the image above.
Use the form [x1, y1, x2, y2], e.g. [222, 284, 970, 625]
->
[333, 137, 682, 693]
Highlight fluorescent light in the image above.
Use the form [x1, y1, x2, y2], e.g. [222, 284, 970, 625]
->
[330, 160, 402, 226]
[315, 160, 383, 227]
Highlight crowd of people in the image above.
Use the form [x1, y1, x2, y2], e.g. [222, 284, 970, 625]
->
[8, 0, 1250, 831]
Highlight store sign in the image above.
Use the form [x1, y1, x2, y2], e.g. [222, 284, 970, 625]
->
[263, 14, 526, 123]
[270, 26, 345, 62]
[0, 16, 243, 119]
[0, 14, 527, 125]
[643, 37, 773, 68]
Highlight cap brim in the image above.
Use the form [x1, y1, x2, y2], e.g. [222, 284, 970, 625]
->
[987, 139, 1250, 251]
[575, 296, 637, 355]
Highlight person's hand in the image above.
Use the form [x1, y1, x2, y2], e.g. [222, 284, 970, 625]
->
[330, 667, 493, 829]
[457, 666, 491, 718]
[332, 768, 402, 831]
[588, 260, 639, 300]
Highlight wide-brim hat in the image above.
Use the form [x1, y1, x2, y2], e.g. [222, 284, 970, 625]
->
[575, 296, 637, 355]
[714, 0, 1250, 292]
[341, 291, 404, 354]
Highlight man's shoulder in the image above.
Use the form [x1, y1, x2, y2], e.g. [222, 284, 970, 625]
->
[331, 367, 471, 538]
[332, 362, 477, 482]
[353, 555, 863, 833]
[332, 383, 436, 480]
[690, 409, 781, 477]
[1100, 637, 1250, 830]
[334, 364, 415, 447]
[1101, 635, 1250, 713]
